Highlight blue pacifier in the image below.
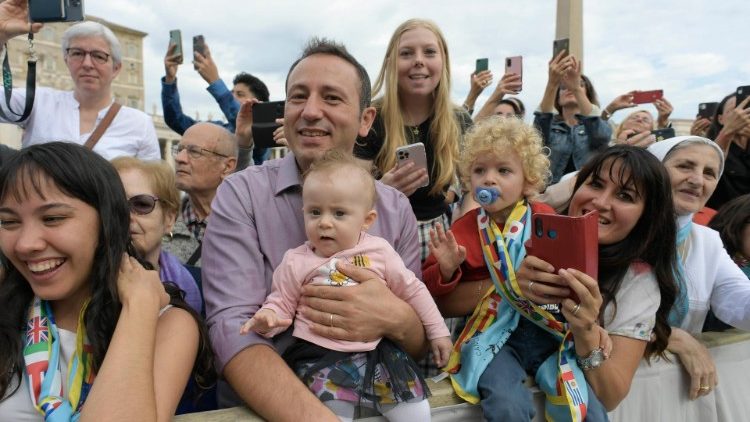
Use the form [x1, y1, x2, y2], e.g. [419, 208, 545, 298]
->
[475, 187, 501, 205]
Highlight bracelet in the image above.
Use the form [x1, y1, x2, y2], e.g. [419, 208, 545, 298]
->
[601, 108, 613, 120]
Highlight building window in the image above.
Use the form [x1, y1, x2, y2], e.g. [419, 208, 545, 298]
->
[128, 97, 140, 109]
[128, 71, 138, 84]
[42, 55, 56, 71]
[127, 43, 138, 58]
[41, 27, 55, 41]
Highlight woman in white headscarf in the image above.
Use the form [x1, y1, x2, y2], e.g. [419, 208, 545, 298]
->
[648, 136, 750, 399]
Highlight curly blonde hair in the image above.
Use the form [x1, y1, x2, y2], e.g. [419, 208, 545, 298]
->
[370, 18, 460, 197]
[459, 116, 550, 194]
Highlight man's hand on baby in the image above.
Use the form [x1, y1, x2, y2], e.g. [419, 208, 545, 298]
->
[431, 336, 454, 368]
[240, 309, 292, 338]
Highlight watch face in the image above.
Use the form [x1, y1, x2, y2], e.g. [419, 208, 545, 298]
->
[578, 347, 606, 370]
[590, 350, 604, 367]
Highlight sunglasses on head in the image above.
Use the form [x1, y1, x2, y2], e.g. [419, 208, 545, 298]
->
[128, 194, 160, 215]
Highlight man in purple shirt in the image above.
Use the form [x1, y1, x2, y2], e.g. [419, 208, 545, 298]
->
[201, 38, 427, 421]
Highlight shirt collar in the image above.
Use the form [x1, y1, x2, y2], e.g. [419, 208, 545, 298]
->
[275, 153, 304, 196]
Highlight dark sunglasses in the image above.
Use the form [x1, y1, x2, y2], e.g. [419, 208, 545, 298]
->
[128, 194, 160, 215]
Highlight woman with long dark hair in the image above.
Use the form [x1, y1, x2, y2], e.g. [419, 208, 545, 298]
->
[0, 143, 214, 421]
[468, 146, 677, 420]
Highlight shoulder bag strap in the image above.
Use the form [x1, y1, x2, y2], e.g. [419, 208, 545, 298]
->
[83, 102, 122, 150]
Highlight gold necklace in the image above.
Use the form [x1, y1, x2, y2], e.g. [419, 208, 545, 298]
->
[409, 125, 419, 138]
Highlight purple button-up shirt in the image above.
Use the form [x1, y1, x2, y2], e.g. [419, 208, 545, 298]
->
[202, 153, 421, 372]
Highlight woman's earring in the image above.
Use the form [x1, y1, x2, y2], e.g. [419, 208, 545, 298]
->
[163, 231, 174, 242]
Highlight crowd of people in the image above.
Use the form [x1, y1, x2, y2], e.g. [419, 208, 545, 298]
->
[0, 1, 749, 421]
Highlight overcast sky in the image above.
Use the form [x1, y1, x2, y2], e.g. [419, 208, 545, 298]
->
[86, 0, 749, 124]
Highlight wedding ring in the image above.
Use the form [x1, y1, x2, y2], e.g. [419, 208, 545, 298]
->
[572, 303, 581, 316]
[329, 313, 334, 328]
[699, 385, 711, 391]
[528, 281, 536, 295]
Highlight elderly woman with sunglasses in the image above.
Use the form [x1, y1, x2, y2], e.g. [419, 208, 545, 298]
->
[0, 1, 160, 160]
[111, 157, 203, 313]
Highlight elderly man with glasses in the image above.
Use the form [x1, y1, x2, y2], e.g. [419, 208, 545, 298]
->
[163, 122, 237, 266]
[0, 14, 160, 160]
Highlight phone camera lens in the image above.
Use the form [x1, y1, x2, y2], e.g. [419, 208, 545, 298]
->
[547, 230, 557, 239]
[534, 218, 543, 237]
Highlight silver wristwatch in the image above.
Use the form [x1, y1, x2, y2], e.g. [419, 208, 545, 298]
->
[577, 347, 605, 371]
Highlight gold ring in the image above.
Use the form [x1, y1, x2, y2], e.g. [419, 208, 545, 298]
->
[699, 385, 711, 391]
[329, 313, 334, 328]
[572, 303, 581, 316]
[528, 281, 536, 295]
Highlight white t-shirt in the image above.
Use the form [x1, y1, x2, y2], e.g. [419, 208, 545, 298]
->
[0, 328, 76, 421]
[603, 262, 660, 341]
[1, 87, 160, 161]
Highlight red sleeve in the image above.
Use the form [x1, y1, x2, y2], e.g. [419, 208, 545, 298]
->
[422, 252, 463, 297]
[530, 201, 556, 215]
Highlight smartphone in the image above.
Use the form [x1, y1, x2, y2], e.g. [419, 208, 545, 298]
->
[475, 58, 489, 74]
[737, 85, 750, 109]
[396, 142, 429, 187]
[29, 0, 84, 23]
[251, 101, 285, 149]
[169, 30, 183, 64]
[504, 56, 523, 92]
[193, 35, 207, 56]
[524, 210, 599, 301]
[651, 128, 676, 142]
[697, 102, 719, 119]
[631, 90, 663, 105]
[553, 38, 569, 59]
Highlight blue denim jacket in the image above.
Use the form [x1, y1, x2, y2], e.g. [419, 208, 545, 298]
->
[160, 77, 269, 165]
[533, 110, 611, 183]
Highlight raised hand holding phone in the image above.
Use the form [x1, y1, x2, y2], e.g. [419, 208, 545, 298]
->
[504, 56, 523, 92]
[251, 101, 285, 148]
[168, 30, 183, 64]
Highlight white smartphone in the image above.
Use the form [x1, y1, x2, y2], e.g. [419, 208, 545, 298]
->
[395, 142, 429, 187]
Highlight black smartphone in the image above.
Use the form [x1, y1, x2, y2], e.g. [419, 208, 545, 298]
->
[736, 85, 750, 109]
[251, 101, 285, 149]
[29, 0, 84, 23]
[475, 58, 489, 74]
[169, 30, 183, 64]
[651, 128, 676, 142]
[192, 35, 206, 70]
[553, 38, 569, 59]
[697, 102, 719, 119]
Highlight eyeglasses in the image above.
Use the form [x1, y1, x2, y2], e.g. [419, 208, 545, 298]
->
[128, 194, 160, 215]
[171, 144, 229, 159]
[65, 48, 111, 65]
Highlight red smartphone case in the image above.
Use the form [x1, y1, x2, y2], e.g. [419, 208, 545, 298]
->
[631, 90, 663, 104]
[524, 211, 599, 299]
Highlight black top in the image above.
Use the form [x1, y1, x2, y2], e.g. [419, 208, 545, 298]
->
[707, 141, 750, 210]
[354, 110, 472, 220]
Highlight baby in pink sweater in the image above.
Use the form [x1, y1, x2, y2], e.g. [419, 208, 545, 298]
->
[241, 150, 451, 420]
